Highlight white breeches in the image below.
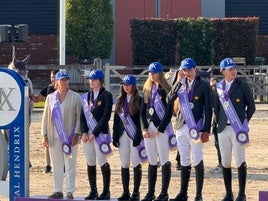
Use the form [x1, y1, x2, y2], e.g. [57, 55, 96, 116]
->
[144, 122, 169, 166]
[83, 139, 108, 167]
[118, 131, 141, 168]
[218, 125, 246, 168]
[175, 124, 203, 167]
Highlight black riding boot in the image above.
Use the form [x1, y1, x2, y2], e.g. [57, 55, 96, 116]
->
[194, 161, 204, 201]
[155, 161, 171, 201]
[214, 133, 222, 167]
[118, 167, 130, 201]
[235, 162, 247, 201]
[97, 163, 111, 200]
[130, 164, 142, 201]
[221, 166, 234, 201]
[141, 164, 157, 201]
[169, 165, 191, 201]
[84, 165, 98, 200]
[176, 151, 181, 170]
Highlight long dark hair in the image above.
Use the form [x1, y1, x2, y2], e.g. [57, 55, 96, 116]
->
[115, 85, 140, 116]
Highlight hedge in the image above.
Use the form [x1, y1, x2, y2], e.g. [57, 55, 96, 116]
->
[130, 17, 259, 66]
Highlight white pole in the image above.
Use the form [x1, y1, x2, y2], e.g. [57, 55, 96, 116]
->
[59, 0, 66, 65]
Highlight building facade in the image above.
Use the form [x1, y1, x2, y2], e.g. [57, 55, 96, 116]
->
[0, 0, 267, 66]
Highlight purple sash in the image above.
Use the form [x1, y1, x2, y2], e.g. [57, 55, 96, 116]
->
[216, 80, 249, 145]
[152, 85, 177, 150]
[81, 93, 112, 155]
[177, 79, 203, 143]
[50, 91, 75, 155]
[118, 111, 148, 162]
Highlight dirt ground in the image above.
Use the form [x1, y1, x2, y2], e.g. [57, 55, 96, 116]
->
[2, 105, 268, 201]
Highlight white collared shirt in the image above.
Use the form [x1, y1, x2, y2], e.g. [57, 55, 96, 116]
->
[225, 79, 234, 93]
[93, 90, 99, 100]
[127, 94, 131, 103]
[187, 79, 194, 91]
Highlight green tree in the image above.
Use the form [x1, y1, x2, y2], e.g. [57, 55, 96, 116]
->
[66, 0, 114, 60]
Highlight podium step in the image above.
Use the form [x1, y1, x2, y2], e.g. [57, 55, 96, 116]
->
[259, 191, 268, 201]
[15, 196, 118, 201]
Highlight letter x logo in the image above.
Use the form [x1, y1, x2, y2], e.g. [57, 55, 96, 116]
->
[0, 88, 15, 111]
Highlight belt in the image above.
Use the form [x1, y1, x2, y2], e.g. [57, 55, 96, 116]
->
[226, 123, 231, 125]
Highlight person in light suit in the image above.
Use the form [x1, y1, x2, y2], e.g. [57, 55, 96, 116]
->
[42, 70, 81, 199]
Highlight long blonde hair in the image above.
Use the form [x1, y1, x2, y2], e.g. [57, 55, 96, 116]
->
[143, 72, 171, 103]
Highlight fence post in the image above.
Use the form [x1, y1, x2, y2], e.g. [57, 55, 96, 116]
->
[104, 64, 111, 91]
[94, 58, 102, 69]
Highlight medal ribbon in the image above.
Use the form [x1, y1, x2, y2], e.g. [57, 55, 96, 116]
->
[216, 80, 249, 145]
[187, 78, 196, 102]
[123, 98, 129, 119]
[149, 84, 158, 108]
[118, 108, 148, 162]
[222, 80, 231, 100]
[50, 91, 75, 155]
[177, 78, 203, 141]
[89, 91, 97, 112]
[81, 93, 112, 155]
[152, 85, 177, 150]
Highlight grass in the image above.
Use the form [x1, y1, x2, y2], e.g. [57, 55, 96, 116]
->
[34, 101, 45, 108]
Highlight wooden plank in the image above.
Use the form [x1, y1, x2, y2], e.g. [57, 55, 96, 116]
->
[233, 57, 246, 66]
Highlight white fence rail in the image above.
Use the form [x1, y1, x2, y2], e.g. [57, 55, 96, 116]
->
[26, 64, 268, 102]
[103, 65, 150, 97]
[102, 64, 268, 102]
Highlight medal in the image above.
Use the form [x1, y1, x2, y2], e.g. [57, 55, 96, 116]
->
[100, 143, 111, 155]
[223, 101, 229, 108]
[89, 113, 93, 119]
[189, 102, 194, 109]
[123, 119, 128, 125]
[139, 147, 147, 160]
[189, 128, 198, 139]
[62, 143, 71, 155]
[169, 135, 177, 147]
[148, 107, 154, 116]
[101, 144, 109, 153]
[237, 132, 248, 144]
